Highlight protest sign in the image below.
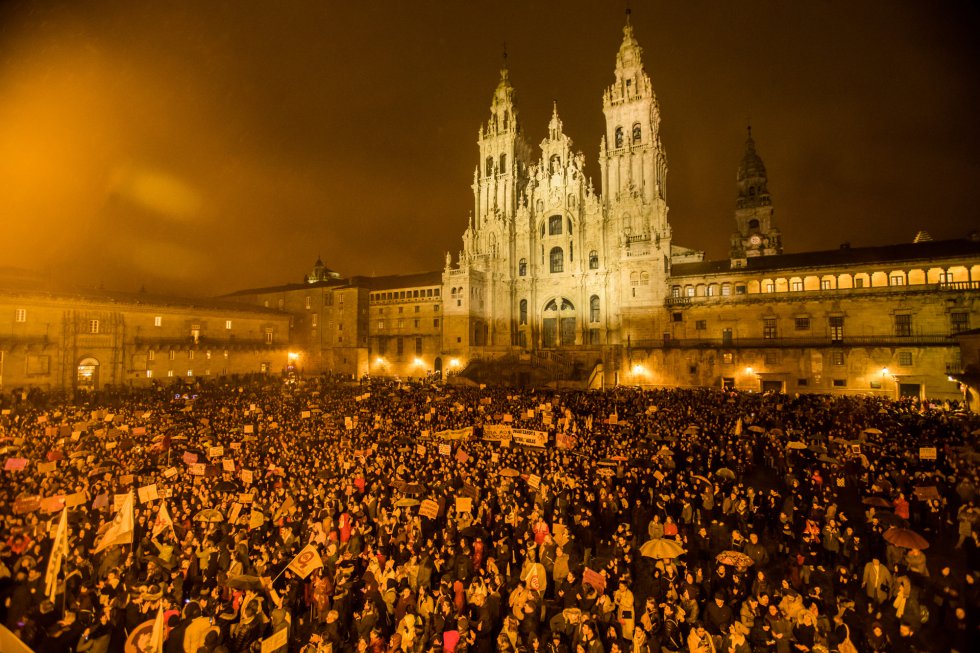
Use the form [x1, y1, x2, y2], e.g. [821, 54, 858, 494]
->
[455, 497, 473, 513]
[419, 499, 439, 519]
[138, 485, 159, 503]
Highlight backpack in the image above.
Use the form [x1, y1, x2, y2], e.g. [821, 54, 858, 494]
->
[838, 624, 858, 653]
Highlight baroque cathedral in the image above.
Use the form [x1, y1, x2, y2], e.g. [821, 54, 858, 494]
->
[444, 19, 673, 352]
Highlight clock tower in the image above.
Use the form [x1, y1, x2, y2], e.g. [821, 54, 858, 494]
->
[730, 127, 782, 264]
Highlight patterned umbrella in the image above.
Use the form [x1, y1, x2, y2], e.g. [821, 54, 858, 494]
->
[716, 550, 755, 567]
[883, 527, 929, 550]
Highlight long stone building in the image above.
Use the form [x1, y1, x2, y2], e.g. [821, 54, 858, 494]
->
[0, 273, 291, 394]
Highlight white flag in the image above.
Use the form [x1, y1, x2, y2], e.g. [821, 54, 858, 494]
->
[148, 605, 166, 653]
[152, 500, 174, 538]
[286, 543, 323, 579]
[44, 508, 69, 601]
[94, 492, 134, 553]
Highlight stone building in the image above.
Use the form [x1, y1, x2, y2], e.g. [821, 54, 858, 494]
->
[0, 280, 291, 393]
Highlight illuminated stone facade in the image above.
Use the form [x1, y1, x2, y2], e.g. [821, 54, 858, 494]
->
[0, 284, 291, 393]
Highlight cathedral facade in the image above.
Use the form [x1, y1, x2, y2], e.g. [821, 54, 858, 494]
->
[443, 21, 673, 359]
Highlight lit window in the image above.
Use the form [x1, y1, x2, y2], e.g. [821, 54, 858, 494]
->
[148, 350, 155, 361]
[305, 296, 312, 309]
[187, 370, 193, 377]
[830, 316, 844, 342]
[590, 296, 600, 323]
[225, 320, 232, 330]
[378, 320, 384, 330]
[890, 275, 905, 286]
[189, 350, 194, 360]
[90, 320, 100, 334]
[154, 316, 162, 327]
[671, 286, 681, 298]
[15, 308, 26, 323]
[264, 328, 273, 344]
[791, 281, 803, 292]
[146, 370, 153, 378]
[206, 351, 211, 360]
[685, 287, 695, 297]
[312, 314, 318, 327]
[831, 351, 845, 366]
[764, 282, 775, 293]
[820, 280, 832, 290]
[723, 352, 734, 364]
[167, 370, 174, 378]
[223, 351, 228, 359]
[169, 349, 175, 360]
[721, 285, 731, 296]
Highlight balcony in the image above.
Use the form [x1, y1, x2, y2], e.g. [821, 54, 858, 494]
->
[636, 334, 957, 350]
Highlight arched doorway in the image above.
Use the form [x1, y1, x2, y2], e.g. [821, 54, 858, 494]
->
[434, 357, 443, 378]
[542, 298, 576, 348]
[77, 357, 100, 390]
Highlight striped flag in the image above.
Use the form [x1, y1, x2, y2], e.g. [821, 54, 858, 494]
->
[94, 492, 134, 553]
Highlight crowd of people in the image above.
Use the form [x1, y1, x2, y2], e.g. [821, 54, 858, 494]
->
[1, 375, 979, 653]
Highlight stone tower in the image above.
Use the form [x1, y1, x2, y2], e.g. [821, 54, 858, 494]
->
[598, 15, 671, 341]
[730, 127, 782, 263]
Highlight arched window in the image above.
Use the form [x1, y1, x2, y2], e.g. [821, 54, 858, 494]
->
[499, 153, 507, 171]
[570, 241, 573, 261]
[548, 215, 563, 235]
[567, 218, 573, 235]
[632, 123, 642, 144]
[519, 299, 528, 325]
[590, 295, 600, 323]
[550, 247, 564, 273]
[589, 250, 599, 269]
[615, 127, 624, 148]
[486, 157, 493, 177]
[518, 258, 527, 276]
[451, 287, 457, 296]
[502, 111, 509, 129]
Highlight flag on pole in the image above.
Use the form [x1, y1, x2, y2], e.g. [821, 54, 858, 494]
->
[94, 492, 134, 553]
[44, 508, 68, 601]
[272, 495, 294, 523]
[734, 418, 743, 436]
[152, 501, 174, 538]
[286, 543, 324, 579]
[147, 605, 166, 653]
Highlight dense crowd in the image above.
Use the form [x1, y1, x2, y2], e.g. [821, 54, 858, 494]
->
[1, 376, 979, 653]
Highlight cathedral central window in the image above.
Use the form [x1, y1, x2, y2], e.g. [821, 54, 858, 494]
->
[548, 215, 563, 235]
[549, 247, 564, 273]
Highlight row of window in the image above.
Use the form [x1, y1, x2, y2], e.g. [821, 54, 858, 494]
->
[377, 319, 440, 330]
[675, 270, 966, 298]
[377, 305, 439, 315]
[681, 313, 938, 339]
[613, 123, 644, 149]
[11, 311, 238, 332]
[517, 296, 602, 325]
[369, 288, 440, 302]
[715, 350, 915, 367]
[375, 337, 425, 357]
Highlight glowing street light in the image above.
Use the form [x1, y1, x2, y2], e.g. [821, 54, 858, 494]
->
[449, 358, 460, 368]
[287, 352, 299, 362]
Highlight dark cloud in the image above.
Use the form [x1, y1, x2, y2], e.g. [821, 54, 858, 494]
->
[1, 1, 978, 295]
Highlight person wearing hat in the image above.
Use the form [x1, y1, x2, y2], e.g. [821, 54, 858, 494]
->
[703, 592, 733, 647]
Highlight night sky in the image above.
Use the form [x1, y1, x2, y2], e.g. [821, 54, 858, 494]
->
[1, 1, 978, 296]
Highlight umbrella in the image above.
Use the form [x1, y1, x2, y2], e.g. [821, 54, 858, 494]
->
[656, 446, 674, 457]
[748, 425, 765, 433]
[817, 454, 841, 465]
[499, 468, 520, 477]
[194, 509, 224, 523]
[808, 444, 828, 454]
[223, 574, 265, 590]
[862, 427, 883, 435]
[715, 468, 736, 480]
[862, 497, 891, 508]
[598, 459, 618, 467]
[214, 480, 237, 493]
[639, 538, 686, 559]
[610, 455, 628, 462]
[883, 527, 929, 550]
[769, 428, 784, 436]
[394, 498, 419, 508]
[786, 441, 807, 450]
[461, 524, 488, 539]
[716, 550, 754, 567]
[691, 474, 711, 485]
[404, 483, 424, 495]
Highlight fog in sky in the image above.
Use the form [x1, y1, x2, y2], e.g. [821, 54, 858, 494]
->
[1, 1, 978, 296]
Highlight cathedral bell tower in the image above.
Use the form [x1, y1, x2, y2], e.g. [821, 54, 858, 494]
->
[730, 127, 782, 263]
[472, 65, 531, 229]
